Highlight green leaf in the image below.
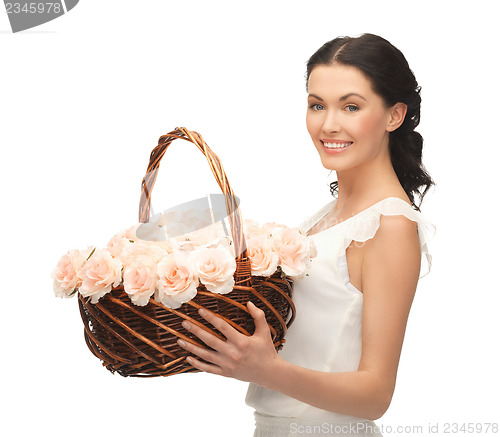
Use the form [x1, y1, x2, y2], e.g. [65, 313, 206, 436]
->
[69, 288, 78, 297]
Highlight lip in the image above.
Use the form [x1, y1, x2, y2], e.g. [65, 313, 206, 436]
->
[321, 139, 352, 144]
[321, 139, 353, 154]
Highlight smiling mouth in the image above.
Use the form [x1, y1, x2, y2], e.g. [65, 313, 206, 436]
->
[321, 141, 353, 149]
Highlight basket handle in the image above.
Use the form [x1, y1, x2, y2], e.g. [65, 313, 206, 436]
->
[138, 127, 249, 265]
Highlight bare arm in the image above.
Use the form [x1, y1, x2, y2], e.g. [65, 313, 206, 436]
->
[261, 215, 422, 420]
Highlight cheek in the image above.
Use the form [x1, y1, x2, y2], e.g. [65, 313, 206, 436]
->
[359, 116, 379, 135]
[353, 113, 386, 138]
[306, 114, 320, 136]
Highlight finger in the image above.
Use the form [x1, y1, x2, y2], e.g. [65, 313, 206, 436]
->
[181, 319, 228, 351]
[177, 338, 222, 367]
[197, 308, 240, 342]
[185, 355, 223, 376]
[247, 301, 269, 336]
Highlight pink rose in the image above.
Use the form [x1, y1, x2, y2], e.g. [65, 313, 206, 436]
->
[123, 255, 157, 306]
[78, 248, 123, 304]
[173, 221, 227, 252]
[155, 252, 199, 309]
[261, 221, 288, 236]
[246, 235, 279, 277]
[244, 220, 288, 241]
[243, 219, 266, 238]
[191, 245, 236, 294]
[52, 247, 93, 298]
[135, 213, 169, 242]
[271, 227, 311, 279]
[148, 239, 177, 254]
[118, 240, 168, 268]
[106, 233, 133, 258]
[124, 224, 140, 242]
[298, 229, 318, 259]
[308, 238, 318, 259]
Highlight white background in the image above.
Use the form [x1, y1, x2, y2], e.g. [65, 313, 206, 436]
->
[1, 1, 499, 436]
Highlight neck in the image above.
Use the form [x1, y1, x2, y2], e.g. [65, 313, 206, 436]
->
[334, 150, 401, 214]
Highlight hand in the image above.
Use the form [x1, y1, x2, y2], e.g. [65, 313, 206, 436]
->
[177, 301, 281, 386]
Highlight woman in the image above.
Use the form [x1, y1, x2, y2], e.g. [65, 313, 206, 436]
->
[176, 33, 436, 436]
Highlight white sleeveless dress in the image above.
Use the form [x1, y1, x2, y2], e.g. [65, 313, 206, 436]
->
[245, 197, 436, 437]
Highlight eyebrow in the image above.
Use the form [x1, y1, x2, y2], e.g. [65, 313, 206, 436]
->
[308, 92, 367, 102]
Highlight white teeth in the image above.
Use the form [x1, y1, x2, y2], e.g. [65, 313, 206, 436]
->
[323, 142, 352, 149]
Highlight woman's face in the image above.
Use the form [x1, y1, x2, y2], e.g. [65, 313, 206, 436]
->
[306, 63, 395, 172]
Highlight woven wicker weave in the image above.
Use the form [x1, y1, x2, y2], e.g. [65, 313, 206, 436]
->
[78, 127, 296, 377]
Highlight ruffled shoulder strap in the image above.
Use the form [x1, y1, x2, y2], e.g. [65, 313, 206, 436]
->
[341, 197, 436, 279]
[297, 200, 336, 234]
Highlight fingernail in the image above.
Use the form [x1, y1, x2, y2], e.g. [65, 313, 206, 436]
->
[177, 339, 186, 347]
[182, 321, 191, 330]
[198, 308, 206, 316]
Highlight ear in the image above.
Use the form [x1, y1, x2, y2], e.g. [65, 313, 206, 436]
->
[386, 103, 407, 132]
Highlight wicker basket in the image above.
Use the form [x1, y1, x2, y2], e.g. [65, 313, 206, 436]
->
[78, 127, 296, 377]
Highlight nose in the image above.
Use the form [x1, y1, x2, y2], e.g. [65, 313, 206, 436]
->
[321, 110, 341, 134]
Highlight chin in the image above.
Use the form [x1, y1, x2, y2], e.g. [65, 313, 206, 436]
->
[319, 156, 351, 172]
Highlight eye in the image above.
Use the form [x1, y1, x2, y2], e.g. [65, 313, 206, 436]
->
[345, 104, 359, 112]
[309, 103, 324, 111]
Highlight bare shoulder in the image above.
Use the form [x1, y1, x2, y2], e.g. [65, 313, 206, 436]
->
[346, 194, 420, 293]
[362, 189, 421, 279]
[374, 190, 418, 237]
[362, 210, 421, 285]
[376, 214, 418, 237]
[367, 190, 419, 244]
[364, 213, 420, 256]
